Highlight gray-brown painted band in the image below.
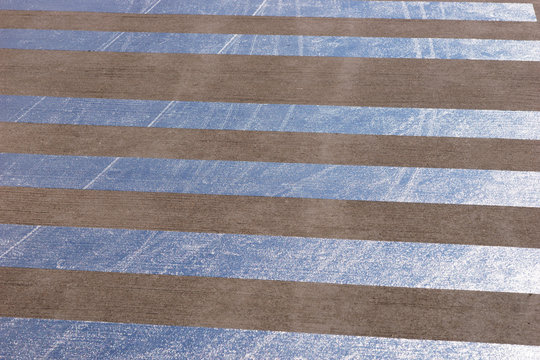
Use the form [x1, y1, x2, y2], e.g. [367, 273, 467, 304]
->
[534, 3, 540, 19]
[2, 11, 539, 40]
[1, 267, 538, 345]
[1, 122, 538, 171]
[1, 49, 539, 111]
[1, 187, 538, 248]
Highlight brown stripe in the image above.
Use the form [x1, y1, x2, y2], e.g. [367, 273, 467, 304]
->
[2, 122, 539, 171]
[1, 49, 539, 111]
[1, 11, 539, 40]
[1, 267, 538, 345]
[1, 187, 538, 248]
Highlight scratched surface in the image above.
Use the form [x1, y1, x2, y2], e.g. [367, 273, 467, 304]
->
[1, 225, 539, 293]
[0, 0, 536, 21]
[1, 0, 539, 358]
[2, 95, 539, 139]
[1, 318, 540, 360]
[2, 29, 540, 61]
[1, 154, 539, 207]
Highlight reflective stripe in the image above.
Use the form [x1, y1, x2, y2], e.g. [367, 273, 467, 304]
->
[0, 0, 535, 21]
[2, 30, 540, 60]
[1, 154, 539, 207]
[1, 224, 539, 293]
[2, 96, 539, 140]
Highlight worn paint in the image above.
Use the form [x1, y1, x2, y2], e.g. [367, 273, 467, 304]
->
[1, 225, 539, 293]
[2, 95, 539, 139]
[1, 318, 539, 359]
[2, 30, 540, 61]
[1, 154, 539, 207]
[0, 0, 535, 21]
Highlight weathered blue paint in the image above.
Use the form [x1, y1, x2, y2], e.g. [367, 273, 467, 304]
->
[0, 0, 535, 21]
[1, 154, 539, 207]
[1, 0, 539, 356]
[1, 317, 539, 360]
[2, 96, 539, 140]
[1, 225, 539, 293]
[3, 30, 540, 61]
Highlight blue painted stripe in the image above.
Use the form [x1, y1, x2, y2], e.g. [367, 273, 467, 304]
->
[1, 317, 539, 359]
[0, 0, 536, 21]
[2, 96, 539, 140]
[0, 224, 34, 256]
[1, 224, 538, 293]
[3, 30, 540, 61]
[1, 154, 539, 207]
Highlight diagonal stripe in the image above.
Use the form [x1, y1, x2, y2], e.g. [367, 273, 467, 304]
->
[1, 0, 539, 355]
[2, 318, 539, 359]
[3, 29, 540, 61]
[1, 49, 538, 111]
[3, 96, 539, 140]
[0, 267, 538, 345]
[2, 11, 540, 40]
[1, 187, 538, 248]
[1, 224, 538, 293]
[2, 154, 539, 207]
[1, 123, 538, 171]
[0, 1, 535, 21]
